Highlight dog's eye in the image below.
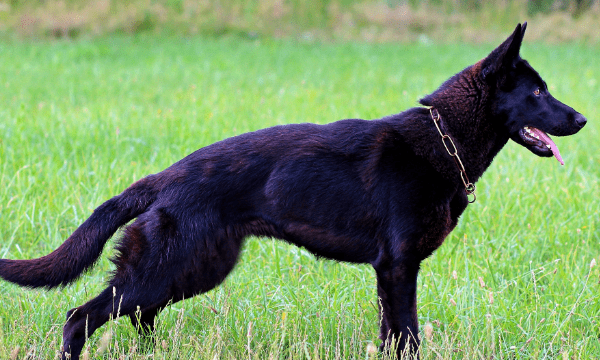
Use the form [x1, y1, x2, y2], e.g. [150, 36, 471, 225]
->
[533, 88, 541, 96]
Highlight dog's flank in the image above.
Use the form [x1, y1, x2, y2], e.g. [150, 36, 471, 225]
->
[0, 23, 586, 360]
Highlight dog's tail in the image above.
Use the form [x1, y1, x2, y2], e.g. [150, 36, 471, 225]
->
[0, 175, 162, 289]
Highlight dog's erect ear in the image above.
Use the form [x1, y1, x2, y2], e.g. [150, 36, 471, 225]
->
[481, 22, 527, 82]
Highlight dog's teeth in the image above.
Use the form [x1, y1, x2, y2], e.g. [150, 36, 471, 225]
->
[546, 144, 551, 149]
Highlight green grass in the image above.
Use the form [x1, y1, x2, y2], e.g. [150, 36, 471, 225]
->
[0, 35, 599, 359]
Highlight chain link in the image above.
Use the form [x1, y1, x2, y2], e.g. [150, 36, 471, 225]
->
[429, 108, 476, 203]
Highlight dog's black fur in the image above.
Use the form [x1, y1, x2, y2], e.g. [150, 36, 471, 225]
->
[0, 23, 587, 360]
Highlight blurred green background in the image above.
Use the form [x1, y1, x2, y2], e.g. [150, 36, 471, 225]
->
[1, 0, 599, 43]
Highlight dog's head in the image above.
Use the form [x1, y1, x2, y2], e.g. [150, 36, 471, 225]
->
[482, 22, 587, 165]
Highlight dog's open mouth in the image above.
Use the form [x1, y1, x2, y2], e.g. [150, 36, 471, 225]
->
[519, 126, 564, 165]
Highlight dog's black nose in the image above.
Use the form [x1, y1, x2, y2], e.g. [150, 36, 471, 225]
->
[575, 113, 587, 128]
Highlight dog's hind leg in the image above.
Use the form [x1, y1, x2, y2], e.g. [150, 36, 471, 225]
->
[61, 275, 177, 360]
[61, 211, 245, 360]
[129, 303, 165, 336]
[61, 286, 127, 360]
[60, 220, 169, 359]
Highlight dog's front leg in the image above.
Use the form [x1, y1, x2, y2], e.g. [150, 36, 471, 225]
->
[375, 260, 420, 359]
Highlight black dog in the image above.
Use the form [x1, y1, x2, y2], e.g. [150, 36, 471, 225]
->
[0, 23, 586, 359]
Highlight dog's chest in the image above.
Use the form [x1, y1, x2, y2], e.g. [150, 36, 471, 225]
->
[414, 195, 464, 258]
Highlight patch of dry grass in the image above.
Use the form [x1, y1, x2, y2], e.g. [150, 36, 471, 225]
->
[1, 0, 600, 43]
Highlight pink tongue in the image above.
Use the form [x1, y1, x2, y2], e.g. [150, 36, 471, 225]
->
[530, 127, 564, 165]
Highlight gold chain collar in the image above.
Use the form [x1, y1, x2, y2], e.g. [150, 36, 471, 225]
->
[429, 108, 476, 203]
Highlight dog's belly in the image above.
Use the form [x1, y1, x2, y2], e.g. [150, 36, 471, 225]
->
[278, 222, 380, 264]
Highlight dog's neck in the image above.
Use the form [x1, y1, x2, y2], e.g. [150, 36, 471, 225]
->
[419, 63, 510, 184]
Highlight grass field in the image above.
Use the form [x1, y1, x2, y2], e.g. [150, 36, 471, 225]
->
[0, 35, 599, 359]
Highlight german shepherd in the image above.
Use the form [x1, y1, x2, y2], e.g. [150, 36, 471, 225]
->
[0, 23, 586, 359]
